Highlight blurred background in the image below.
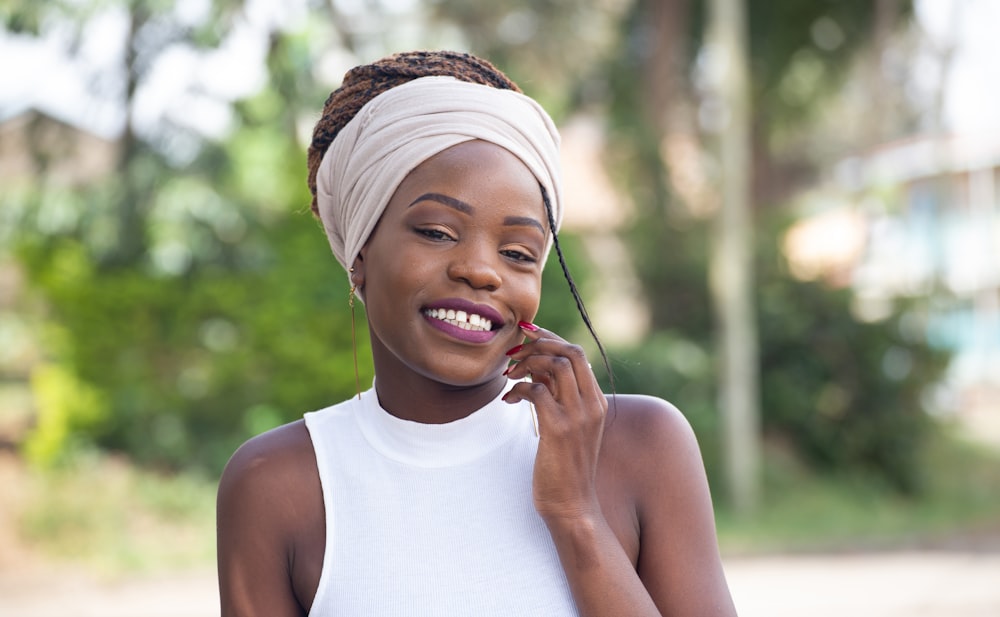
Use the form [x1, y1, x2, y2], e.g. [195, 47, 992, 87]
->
[0, 0, 998, 615]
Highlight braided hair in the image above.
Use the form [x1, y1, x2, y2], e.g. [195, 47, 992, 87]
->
[307, 50, 615, 396]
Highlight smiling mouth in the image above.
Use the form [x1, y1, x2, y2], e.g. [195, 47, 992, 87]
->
[422, 308, 494, 332]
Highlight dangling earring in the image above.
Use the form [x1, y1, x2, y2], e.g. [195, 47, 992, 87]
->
[349, 268, 361, 400]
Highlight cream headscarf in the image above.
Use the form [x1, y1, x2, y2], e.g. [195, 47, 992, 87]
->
[315, 76, 563, 273]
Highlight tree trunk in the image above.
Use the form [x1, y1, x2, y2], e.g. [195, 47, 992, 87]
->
[107, 2, 151, 267]
[706, 0, 760, 515]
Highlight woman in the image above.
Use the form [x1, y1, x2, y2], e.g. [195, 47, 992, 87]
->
[217, 50, 737, 617]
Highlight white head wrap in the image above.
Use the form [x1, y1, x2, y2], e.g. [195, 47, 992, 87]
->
[315, 75, 562, 272]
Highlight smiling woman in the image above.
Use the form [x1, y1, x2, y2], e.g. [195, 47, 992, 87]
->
[215, 50, 737, 617]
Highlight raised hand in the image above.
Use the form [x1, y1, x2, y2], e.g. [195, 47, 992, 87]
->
[502, 321, 608, 524]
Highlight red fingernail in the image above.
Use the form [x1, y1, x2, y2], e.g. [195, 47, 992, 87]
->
[518, 321, 539, 331]
[502, 364, 514, 376]
[505, 344, 523, 356]
[501, 392, 512, 402]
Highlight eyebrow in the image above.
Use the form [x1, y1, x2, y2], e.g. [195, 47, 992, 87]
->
[408, 193, 547, 234]
[409, 192, 472, 214]
[503, 215, 547, 234]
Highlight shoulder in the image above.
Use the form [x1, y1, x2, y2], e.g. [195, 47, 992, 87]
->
[220, 420, 315, 487]
[217, 420, 320, 534]
[599, 394, 711, 513]
[601, 394, 702, 465]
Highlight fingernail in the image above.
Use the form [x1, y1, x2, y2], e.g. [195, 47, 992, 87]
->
[502, 364, 514, 376]
[501, 392, 513, 403]
[518, 321, 539, 332]
[505, 344, 523, 356]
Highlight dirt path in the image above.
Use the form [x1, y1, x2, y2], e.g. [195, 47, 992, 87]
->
[726, 550, 1000, 617]
[0, 567, 219, 617]
[1, 550, 998, 617]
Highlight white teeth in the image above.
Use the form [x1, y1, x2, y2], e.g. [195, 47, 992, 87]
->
[423, 308, 494, 332]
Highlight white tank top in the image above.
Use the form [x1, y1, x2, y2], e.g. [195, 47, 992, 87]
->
[303, 381, 578, 616]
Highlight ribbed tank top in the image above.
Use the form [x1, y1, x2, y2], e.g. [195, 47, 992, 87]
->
[303, 381, 578, 616]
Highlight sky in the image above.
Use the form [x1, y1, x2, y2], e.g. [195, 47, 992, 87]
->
[914, 0, 1000, 135]
[0, 0, 997, 141]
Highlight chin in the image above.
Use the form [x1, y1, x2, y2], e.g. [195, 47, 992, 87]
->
[421, 363, 506, 389]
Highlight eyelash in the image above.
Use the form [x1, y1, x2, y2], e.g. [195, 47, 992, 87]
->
[416, 227, 455, 242]
[414, 227, 538, 264]
[501, 249, 537, 264]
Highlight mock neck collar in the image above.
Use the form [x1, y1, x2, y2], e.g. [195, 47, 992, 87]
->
[354, 379, 533, 468]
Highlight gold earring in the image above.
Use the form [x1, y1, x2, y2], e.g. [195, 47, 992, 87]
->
[349, 268, 361, 400]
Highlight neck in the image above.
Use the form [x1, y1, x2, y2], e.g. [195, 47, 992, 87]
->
[369, 343, 509, 424]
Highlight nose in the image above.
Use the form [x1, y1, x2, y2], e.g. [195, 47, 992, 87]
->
[447, 244, 502, 291]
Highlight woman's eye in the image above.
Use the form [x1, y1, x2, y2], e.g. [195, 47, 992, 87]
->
[501, 248, 537, 263]
[416, 228, 454, 241]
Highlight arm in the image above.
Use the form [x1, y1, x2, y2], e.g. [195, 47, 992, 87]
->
[503, 324, 736, 617]
[217, 422, 314, 617]
[624, 396, 737, 616]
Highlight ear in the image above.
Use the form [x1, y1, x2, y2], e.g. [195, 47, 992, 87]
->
[350, 252, 365, 296]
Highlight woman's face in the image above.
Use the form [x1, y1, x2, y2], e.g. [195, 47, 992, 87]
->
[356, 139, 548, 388]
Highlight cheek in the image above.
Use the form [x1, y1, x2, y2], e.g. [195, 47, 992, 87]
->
[516, 275, 543, 318]
[364, 255, 433, 315]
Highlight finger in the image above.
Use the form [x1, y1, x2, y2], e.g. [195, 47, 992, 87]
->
[504, 321, 566, 384]
[504, 376, 603, 442]
[517, 320, 565, 344]
[505, 352, 580, 402]
[506, 337, 600, 401]
[503, 380, 556, 407]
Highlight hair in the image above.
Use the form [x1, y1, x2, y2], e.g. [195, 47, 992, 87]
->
[307, 50, 614, 393]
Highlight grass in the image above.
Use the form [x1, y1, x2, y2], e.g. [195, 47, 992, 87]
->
[716, 429, 1000, 555]
[7, 428, 1000, 577]
[12, 451, 217, 577]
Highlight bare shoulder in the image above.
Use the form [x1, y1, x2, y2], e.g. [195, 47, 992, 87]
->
[597, 394, 714, 525]
[220, 420, 316, 494]
[600, 394, 703, 470]
[217, 420, 321, 539]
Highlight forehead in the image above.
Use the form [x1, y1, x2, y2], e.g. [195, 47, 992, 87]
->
[388, 140, 546, 219]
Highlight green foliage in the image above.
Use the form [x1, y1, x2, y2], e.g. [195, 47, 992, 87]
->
[16, 208, 363, 473]
[23, 363, 108, 466]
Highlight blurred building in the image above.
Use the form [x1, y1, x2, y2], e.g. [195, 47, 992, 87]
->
[786, 132, 1000, 434]
[0, 106, 119, 185]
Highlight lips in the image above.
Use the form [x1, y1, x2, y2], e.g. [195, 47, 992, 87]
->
[421, 298, 504, 343]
